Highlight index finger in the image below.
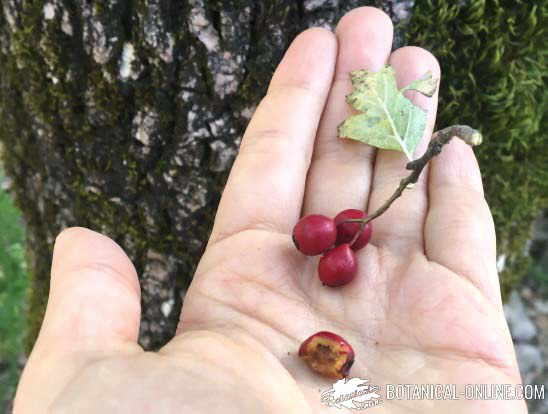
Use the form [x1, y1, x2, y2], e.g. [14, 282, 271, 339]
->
[208, 28, 337, 245]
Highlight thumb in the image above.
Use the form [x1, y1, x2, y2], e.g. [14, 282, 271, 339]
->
[15, 227, 141, 413]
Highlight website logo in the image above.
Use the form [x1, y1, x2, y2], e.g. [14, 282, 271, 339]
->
[320, 377, 382, 410]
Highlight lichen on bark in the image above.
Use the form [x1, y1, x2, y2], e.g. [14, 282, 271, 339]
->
[0, 0, 386, 350]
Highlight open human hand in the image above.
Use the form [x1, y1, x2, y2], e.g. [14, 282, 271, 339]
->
[14, 7, 525, 413]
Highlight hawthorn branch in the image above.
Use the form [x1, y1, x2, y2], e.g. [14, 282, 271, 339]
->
[346, 125, 482, 244]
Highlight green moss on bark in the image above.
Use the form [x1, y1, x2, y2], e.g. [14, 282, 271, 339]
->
[407, 0, 547, 296]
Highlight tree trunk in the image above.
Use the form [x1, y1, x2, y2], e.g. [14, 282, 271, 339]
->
[0, 0, 413, 350]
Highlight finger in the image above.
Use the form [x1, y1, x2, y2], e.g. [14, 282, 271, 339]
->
[208, 28, 337, 245]
[39, 227, 141, 348]
[15, 228, 141, 412]
[367, 47, 440, 252]
[303, 7, 393, 216]
[425, 139, 501, 303]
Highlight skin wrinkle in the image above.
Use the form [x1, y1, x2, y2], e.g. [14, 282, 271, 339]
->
[201, 232, 304, 284]
[52, 351, 262, 411]
[427, 260, 499, 307]
[238, 129, 310, 161]
[42, 276, 141, 348]
[208, 225, 289, 250]
[378, 341, 518, 377]
[51, 262, 141, 304]
[205, 266, 307, 315]
[240, 80, 326, 160]
[182, 286, 301, 346]
[164, 331, 307, 407]
[310, 140, 377, 166]
[46, 353, 135, 412]
[392, 293, 512, 370]
[190, 261, 377, 364]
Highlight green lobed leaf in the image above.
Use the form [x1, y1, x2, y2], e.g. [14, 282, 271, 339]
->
[338, 66, 438, 160]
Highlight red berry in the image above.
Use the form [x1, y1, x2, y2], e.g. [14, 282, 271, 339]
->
[318, 244, 357, 287]
[292, 214, 337, 256]
[298, 331, 355, 379]
[334, 209, 372, 251]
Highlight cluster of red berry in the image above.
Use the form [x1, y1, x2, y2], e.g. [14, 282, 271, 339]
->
[292, 209, 372, 287]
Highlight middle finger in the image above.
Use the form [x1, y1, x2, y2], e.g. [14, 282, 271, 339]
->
[303, 7, 393, 217]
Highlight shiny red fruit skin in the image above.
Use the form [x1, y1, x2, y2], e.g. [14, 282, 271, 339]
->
[292, 214, 337, 256]
[298, 331, 355, 379]
[318, 244, 357, 287]
[334, 209, 372, 251]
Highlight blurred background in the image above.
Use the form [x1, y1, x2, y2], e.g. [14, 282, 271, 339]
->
[0, 0, 546, 412]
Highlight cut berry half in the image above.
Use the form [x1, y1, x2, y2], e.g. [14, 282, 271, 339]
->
[298, 331, 355, 379]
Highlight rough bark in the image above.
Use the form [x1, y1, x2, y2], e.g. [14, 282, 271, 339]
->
[0, 0, 412, 350]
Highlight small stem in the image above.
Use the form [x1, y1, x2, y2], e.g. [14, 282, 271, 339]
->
[348, 221, 366, 247]
[343, 125, 482, 230]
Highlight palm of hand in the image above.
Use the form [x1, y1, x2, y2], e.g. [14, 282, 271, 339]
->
[181, 228, 519, 413]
